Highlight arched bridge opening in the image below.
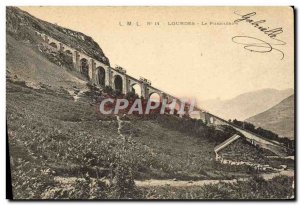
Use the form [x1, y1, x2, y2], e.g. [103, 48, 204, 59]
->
[97, 67, 106, 87]
[114, 75, 123, 94]
[131, 83, 142, 98]
[80, 58, 89, 79]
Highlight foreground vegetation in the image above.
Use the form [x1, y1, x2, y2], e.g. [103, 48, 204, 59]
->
[7, 81, 294, 199]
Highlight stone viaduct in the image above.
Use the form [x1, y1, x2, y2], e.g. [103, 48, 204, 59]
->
[36, 31, 169, 102]
[35, 31, 290, 157]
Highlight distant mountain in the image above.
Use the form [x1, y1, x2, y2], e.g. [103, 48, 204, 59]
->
[246, 95, 294, 139]
[200, 88, 294, 121]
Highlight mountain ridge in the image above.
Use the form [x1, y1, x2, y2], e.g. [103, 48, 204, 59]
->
[246, 94, 294, 139]
[7, 6, 110, 65]
[200, 88, 294, 121]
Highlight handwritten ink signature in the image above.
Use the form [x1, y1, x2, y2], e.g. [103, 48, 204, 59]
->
[232, 36, 284, 59]
[232, 11, 286, 60]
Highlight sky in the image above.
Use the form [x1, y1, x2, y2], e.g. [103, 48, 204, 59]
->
[20, 6, 294, 101]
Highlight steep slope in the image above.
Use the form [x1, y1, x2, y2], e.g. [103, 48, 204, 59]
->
[7, 34, 87, 91]
[6, 6, 110, 95]
[246, 95, 295, 139]
[200, 88, 294, 120]
[6, 6, 109, 65]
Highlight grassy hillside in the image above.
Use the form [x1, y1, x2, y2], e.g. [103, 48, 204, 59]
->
[7, 79, 257, 199]
[7, 77, 252, 178]
[247, 95, 294, 139]
[7, 34, 88, 91]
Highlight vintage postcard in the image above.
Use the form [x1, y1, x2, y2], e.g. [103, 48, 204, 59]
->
[6, 6, 295, 200]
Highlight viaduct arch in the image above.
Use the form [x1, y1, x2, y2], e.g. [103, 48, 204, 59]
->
[96, 66, 106, 86]
[80, 58, 89, 79]
[113, 75, 123, 93]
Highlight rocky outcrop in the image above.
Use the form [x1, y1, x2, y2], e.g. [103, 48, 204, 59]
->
[6, 6, 110, 65]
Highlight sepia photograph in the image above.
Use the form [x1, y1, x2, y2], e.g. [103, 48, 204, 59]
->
[5, 5, 295, 200]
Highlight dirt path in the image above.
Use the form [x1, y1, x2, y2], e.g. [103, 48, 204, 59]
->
[135, 179, 239, 187]
[54, 176, 239, 188]
[54, 169, 294, 188]
[261, 169, 294, 180]
[135, 169, 294, 187]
